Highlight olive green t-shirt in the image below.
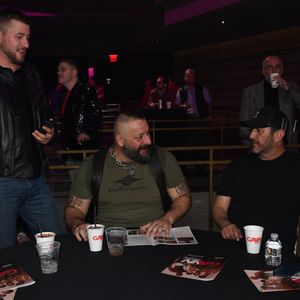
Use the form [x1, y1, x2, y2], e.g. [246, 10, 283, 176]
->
[71, 147, 186, 227]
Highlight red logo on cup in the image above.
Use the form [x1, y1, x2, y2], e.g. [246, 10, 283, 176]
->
[93, 235, 103, 241]
[247, 237, 261, 244]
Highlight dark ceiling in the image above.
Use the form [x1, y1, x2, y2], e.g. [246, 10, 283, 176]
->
[1, 0, 299, 57]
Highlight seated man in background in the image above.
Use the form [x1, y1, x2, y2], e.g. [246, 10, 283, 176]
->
[146, 75, 174, 109]
[65, 111, 192, 240]
[213, 107, 300, 258]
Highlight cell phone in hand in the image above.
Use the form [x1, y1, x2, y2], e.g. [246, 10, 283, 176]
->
[38, 119, 54, 134]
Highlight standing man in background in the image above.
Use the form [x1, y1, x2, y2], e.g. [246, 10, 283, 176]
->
[240, 55, 300, 145]
[176, 68, 212, 119]
[0, 9, 60, 248]
[58, 58, 102, 151]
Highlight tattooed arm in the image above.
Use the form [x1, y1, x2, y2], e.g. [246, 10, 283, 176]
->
[140, 181, 192, 237]
[64, 195, 91, 241]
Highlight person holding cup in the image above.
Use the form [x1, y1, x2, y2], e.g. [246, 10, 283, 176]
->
[213, 107, 300, 258]
[240, 55, 300, 146]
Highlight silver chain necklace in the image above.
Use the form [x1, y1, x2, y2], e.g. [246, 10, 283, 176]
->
[110, 146, 137, 176]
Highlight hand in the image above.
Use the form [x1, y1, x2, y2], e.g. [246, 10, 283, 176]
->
[274, 75, 290, 91]
[140, 219, 172, 237]
[221, 223, 243, 241]
[32, 126, 54, 144]
[77, 133, 91, 145]
[72, 223, 89, 241]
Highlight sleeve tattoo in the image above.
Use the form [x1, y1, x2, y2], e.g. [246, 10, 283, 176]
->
[175, 182, 190, 198]
[67, 196, 85, 208]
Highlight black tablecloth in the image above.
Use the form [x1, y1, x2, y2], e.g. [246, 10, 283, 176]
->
[1, 230, 299, 300]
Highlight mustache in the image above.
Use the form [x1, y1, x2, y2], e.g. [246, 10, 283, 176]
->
[139, 144, 150, 151]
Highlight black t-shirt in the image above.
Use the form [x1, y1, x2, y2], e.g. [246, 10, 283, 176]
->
[264, 80, 279, 108]
[217, 150, 300, 257]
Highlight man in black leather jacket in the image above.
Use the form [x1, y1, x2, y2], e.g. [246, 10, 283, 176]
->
[57, 58, 102, 151]
[0, 9, 60, 249]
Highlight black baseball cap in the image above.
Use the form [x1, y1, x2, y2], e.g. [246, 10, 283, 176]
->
[240, 107, 288, 130]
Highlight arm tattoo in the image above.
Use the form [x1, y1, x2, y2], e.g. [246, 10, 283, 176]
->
[67, 196, 85, 208]
[175, 182, 190, 197]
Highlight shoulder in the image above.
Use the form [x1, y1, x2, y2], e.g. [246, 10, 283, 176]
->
[243, 81, 263, 93]
[281, 151, 300, 165]
[155, 146, 177, 164]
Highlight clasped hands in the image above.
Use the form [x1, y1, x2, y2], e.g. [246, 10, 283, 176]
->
[72, 218, 172, 242]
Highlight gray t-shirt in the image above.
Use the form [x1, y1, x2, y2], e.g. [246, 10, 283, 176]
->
[71, 147, 186, 227]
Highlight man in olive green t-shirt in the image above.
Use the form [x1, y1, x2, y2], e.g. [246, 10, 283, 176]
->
[65, 111, 192, 241]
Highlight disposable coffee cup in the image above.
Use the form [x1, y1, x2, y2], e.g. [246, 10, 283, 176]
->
[244, 225, 264, 254]
[270, 73, 279, 88]
[166, 101, 172, 109]
[87, 224, 105, 252]
[36, 241, 61, 274]
[158, 99, 163, 109]
[105, 227, 126, 256]
[35, 232, 55, 245]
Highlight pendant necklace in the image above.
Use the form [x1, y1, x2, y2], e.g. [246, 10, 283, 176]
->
[110, 146, 137, 176]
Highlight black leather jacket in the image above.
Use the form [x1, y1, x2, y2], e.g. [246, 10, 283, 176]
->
[0, 63, 50, 177]
[62, 81, 102, 149]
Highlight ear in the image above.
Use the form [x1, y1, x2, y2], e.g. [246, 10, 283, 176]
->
[273, 129, 285, 143]
[0, 31, 4, 43]
[115, 134, 125, 147]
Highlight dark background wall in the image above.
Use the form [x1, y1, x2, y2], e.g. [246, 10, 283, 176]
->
[174, 26, 300, 113]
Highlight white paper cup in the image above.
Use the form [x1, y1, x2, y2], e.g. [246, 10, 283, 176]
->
[270, 73, 279, 88]
[87, 224, 105, 252]
[244, 225, 264, 254]
[35, 232, 55, 245]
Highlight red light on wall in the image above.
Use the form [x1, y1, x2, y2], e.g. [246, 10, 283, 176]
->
[109, 54, 118, 63]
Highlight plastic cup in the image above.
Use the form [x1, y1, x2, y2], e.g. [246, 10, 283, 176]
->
[35, 232, 55, 245]
[166, 101, 172, 109]
[244, 225, 264, 254]
[270, 73, 279, 88]
[105, 227, 126, 256]
[87, 224, 105, 252]
[36, 241, 61, 274]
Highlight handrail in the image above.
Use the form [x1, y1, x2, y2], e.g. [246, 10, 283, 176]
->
[49, 144, 300, 230]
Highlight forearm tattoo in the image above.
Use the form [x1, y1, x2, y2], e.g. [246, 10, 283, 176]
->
[67, 196, 85, 208]
[175, 182, 190, 198]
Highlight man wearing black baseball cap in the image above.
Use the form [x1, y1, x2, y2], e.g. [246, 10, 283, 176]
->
[213, 107, 300, 258]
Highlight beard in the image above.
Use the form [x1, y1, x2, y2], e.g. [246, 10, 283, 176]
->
[122, 143, 151, 164]
[1, 46, 26, 66]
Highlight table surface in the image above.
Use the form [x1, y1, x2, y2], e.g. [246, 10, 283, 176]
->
[1, 230, 299, 300]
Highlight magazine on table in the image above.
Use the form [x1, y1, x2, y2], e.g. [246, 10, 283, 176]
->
[244, 270, 300, 292]
[126, 226, 198, 246]
[161, 254, 227, 281]
[0, 262, 35, 292]
[0, 289, 16, 300]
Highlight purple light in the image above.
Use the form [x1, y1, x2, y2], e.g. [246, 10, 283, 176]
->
[165, 0, 241, 26]
[0, 7, 59, 17]
[88, 67, 94, 78]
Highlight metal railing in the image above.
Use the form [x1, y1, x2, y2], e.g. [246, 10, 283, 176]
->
[49, 144, 300, 230]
